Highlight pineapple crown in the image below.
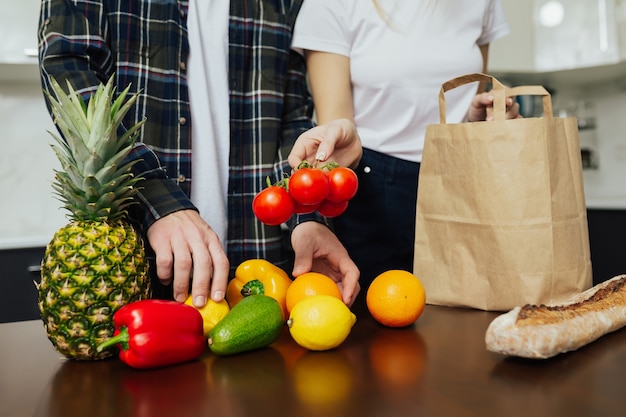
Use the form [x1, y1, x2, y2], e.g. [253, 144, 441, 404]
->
[45, 75, 145, 222]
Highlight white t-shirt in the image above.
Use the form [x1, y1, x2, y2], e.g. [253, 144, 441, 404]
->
[187, 0, 230, 246]
[292, 0, 510, 163]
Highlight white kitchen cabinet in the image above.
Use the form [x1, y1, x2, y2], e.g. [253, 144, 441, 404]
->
[0, 81, 65, 250]
[488, 1, 535, 73]
[0, 1, 66, 249]
[489, 0, 626, 85]
[0, 0, 41, 81]
[534, 0, 624, 71]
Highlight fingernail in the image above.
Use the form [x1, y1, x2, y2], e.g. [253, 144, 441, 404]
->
[212, 290, 224, 302]
[194, 295, 206, 307]
[175, 293, 186, 303]
[315, 151, 326, 161]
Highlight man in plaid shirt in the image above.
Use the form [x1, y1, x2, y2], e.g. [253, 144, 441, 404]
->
[38, 0, 362, 307]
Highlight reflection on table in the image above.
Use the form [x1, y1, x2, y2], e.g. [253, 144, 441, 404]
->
[2, 303, 626, 417]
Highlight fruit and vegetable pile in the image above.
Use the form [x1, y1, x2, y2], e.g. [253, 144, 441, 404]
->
[41, 253, 427, 370]
[37, 76, 426, 371]
[252, 162, 358, 225]
[89, 260, 425, 369]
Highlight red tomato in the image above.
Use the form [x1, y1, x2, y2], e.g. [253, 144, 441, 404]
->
[326, 167, 358, 202]
[252, 186, 294, 226]
[293, 200, 320, 214]
[288, 168, 330, 205]
[317, 199, 349, 218]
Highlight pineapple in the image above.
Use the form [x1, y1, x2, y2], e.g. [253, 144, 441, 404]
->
[37, 76, 151, 360]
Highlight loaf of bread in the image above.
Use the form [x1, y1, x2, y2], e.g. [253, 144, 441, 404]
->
[485, 275, 626, 359]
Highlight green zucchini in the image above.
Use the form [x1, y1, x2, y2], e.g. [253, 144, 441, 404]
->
[208, 294, 284, 356]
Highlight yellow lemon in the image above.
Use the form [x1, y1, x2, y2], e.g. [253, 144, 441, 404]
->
[287, 294, 356, 351]
[185, 296, 231, 337]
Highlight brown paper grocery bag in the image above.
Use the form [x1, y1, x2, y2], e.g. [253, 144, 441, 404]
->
[413, 73, 592, 311]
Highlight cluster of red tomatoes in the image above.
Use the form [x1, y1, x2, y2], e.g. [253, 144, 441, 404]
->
[253, 162, 359, 226]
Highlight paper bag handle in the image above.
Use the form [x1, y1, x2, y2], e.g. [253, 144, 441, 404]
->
[505, 85, 553, 117]
[439, 73, 506, 123]
[438, 73, 554, 123]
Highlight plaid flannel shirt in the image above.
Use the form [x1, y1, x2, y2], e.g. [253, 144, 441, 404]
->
[38, 0, 316, 271]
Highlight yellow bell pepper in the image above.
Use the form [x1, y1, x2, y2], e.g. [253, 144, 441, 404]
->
[226, 259, 293, 318]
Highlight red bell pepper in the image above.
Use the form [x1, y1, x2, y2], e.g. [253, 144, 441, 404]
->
[96, 299, 206, 369]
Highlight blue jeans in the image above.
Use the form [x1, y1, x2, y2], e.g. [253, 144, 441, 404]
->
[332, 148, 420, 291]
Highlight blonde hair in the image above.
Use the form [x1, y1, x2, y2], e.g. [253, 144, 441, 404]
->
[372, 0, 389, 24]
[372, 0, 439, 31]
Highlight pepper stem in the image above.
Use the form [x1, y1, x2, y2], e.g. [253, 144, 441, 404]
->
[241, 279, 265, 297]
[96, 326, 129, 352]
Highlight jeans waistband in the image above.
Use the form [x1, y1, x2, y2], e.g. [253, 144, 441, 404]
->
[358, 148, 420, 177]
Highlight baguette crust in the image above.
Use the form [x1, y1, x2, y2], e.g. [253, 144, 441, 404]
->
[485, 275, 626, 359]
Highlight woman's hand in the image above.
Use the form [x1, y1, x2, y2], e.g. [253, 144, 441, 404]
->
[468, 92, 522, 122]
[289, 119, 362, 169]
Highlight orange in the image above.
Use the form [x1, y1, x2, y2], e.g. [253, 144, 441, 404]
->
[366, 270, 426, 327]
[285, 272, 342, 314]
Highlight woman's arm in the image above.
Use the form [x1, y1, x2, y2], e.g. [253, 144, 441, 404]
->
[305, 51, 354, 124]
[478, 43, 490, 93]
[287, 51, 361, 169]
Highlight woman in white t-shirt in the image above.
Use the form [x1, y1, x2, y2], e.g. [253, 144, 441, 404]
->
[292, 0, 519, 291]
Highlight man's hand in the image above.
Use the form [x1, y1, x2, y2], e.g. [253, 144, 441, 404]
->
[289, 119, 362, 170]
[146, 209, 230, 306]
[290, 221, 360, 306]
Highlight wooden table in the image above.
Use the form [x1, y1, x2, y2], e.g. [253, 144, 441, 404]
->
[2, 302, 626, 417]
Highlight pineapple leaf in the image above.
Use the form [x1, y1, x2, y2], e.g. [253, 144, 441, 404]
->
[95, 192, 117, 208]
[45, 75, 145, 221]
[47, 79, 91, 153]
[93, 164, 119, 186]
[51, 181, 87, 208]
[85, 202, 110, 217]
[48, 110, 92, 170]
[98, 172, 140, 195]
[110, 83, 138, 129]
[49, 142, 74, 168]
[83, 150, 104, 178]
[93, 144, 134, 183]
[114, 161, 142, 181]
[87, 80, 115, 151]
[53, 166, 84, 195]
[116, 119, 145, 151]
[56, 162, 85, 193]
[110, 82, 130, 115]
[47, 130, 73, 158]
[82, 176, 102, 201]
[93, 124, 118, 159]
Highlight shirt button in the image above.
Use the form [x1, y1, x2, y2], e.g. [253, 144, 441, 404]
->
[363, 166, 372, 174]
[180, 61, 186, 71]
[179, 117, 187, 125]
[177, 174, 186, 182]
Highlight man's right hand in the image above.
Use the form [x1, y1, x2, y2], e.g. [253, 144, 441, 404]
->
[146, 209, 230, 307]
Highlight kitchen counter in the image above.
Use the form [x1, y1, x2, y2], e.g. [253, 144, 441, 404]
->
[0, 236, 49, 251]
[586, 196, 626, 210]
[2, 302, 626, 417]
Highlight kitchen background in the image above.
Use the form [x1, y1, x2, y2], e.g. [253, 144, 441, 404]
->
[1, 0, 625, 321]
